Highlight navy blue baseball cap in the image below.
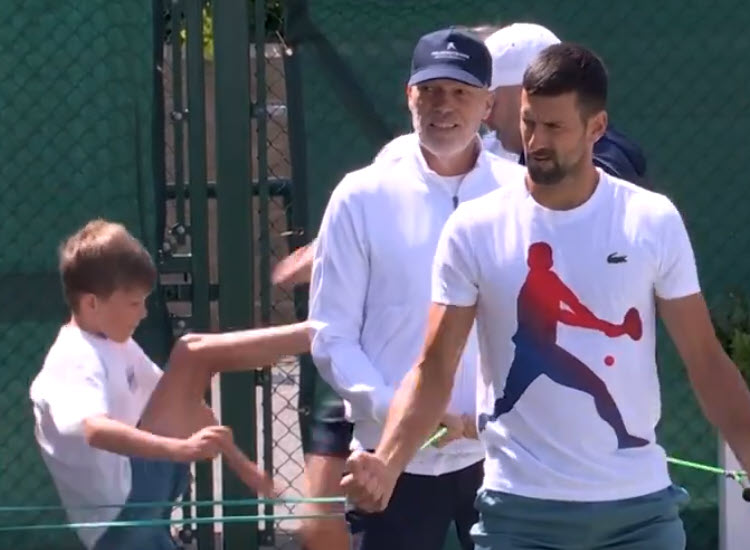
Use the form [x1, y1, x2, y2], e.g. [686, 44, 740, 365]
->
[408, 27, 492, 88]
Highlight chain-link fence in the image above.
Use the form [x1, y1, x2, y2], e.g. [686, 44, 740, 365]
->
[286, 1, 750, 549]
[0, 1, 163, 549]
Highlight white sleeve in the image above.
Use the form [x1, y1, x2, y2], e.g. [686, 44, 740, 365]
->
[654, 199, 701, 300]
[432, 208, 480, 307]
[49, 352, 110, 436]
[132, 341, 163, 397]
[308, 177, 395, 423]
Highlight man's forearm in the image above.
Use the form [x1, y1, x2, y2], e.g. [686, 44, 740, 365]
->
[375, 361, 453, 474]
[690, 350, 750, 472]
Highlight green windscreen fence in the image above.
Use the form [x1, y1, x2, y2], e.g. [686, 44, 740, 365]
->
[0, 1, 164, 548]
[286, 1, 750, 548]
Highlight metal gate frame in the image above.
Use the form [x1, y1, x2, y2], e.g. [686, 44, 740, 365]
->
[157, 0, 305, 548]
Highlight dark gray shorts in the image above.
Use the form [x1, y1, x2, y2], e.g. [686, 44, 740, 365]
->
[472, 485, 688, 550]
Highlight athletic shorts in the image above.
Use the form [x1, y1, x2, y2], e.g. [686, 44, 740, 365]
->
[93, 457, 190, 550]
[298, 353, 353, 458]
[471, 484, 689, 549]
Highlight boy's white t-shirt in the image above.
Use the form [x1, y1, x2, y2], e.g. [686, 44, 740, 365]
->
[29, 325, 162, 549]
[432, 170, 701, 501]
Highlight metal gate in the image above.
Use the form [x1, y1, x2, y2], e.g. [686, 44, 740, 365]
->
[158, 1, 306, 548]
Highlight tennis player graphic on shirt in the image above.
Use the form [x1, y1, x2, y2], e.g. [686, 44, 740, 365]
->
[478, 241, 649, 449]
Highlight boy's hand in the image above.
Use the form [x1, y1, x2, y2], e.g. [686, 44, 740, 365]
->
[175, 425, 234, 462]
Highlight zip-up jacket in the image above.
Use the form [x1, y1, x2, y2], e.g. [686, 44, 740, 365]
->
[308, 134, 524, 475]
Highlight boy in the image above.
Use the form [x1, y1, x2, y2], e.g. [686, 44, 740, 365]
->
[30, 219, 310, 550]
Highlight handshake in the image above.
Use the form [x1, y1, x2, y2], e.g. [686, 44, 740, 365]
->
[341, 412, 478, 514]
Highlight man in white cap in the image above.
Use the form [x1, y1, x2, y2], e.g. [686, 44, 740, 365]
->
[482, 23, 650, 187]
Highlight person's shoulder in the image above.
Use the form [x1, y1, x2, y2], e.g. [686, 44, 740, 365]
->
[483, 149, 526, 181]
[32, 326, 104, 393]
[332, 164, 392, 202]
[330, 143, 415, 203]
[46, 325, 102, 363]
[326, 164, 380, 206]
[594, 125, 649, 187]
[373, 133, 417, 163]
[606, 173, 680, 220]
[453, 183, 524, 231]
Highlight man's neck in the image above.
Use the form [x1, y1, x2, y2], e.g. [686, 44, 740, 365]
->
[527, 165, 600, 211]
[421, 139, 480, 176]
[493, 129, 523, 156]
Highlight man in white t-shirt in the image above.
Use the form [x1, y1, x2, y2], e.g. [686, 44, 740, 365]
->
[30, 219, 310, 550]
[342, 43, 750, 549]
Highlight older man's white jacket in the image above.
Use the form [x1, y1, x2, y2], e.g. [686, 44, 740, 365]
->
[309, 133, 524, 475]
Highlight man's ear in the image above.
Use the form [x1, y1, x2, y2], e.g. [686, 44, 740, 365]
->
[406, 84, 416, 107]
[589, 109, 608, 143]
[483, 89, 494, 120]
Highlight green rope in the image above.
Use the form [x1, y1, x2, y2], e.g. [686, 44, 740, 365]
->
[4, 442, 743, 532]
[0, 496, 346, 514]
[422, 427, 748, 484]
[420, 426, 448, 450]
[667, 456, 746, 481]
[0, 512, 341, 533]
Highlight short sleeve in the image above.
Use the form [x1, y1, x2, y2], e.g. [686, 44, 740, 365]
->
[49, 353, 110, 436]
[654, 199, 701, 300]
[432, 208, 480, 307]
[132, 341, 163, 398]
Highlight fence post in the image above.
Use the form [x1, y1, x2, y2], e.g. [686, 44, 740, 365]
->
[184, 0, 214, 547]
[213, 0, 257, 548]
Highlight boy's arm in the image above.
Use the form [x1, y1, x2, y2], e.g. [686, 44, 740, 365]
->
[83, 415, 230, 463]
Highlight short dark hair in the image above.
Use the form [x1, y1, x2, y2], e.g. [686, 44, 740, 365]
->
[522, 42, 608, 116]
[59, 219, 157, 310]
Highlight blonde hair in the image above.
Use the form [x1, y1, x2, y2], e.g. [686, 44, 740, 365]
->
[59, 219, 156, 310]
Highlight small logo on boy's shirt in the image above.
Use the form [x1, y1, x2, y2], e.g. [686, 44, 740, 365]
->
[126, 365, 137, 392]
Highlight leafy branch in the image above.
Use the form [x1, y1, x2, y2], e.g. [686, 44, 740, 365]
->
[711, 290, 750, 385]
[168, 0, 284, 60]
